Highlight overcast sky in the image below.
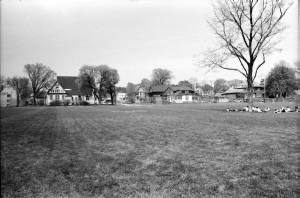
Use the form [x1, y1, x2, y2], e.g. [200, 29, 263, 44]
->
[1, 0, 298, 86]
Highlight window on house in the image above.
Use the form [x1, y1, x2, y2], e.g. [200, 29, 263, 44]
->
[7, 94, 11, 97]
[55, 94, 59, 100]
[86, 96, 89, 101]
[62, 95, 65, 100]
[50, 95, 53, 100]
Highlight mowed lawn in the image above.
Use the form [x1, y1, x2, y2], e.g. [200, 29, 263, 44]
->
[1, 103, 299, 198]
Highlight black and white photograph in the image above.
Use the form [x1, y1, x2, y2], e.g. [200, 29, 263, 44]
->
[1, 0, 299, 197]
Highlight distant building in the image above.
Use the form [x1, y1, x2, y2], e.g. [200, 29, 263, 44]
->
[221, 84, 264, 101]
[46, 76, 97, 105]
[213, 93, 229, 103]
[148, 85, 200, 104]
[135, 85, 148, 103]
[116, 92, 127, 103]
[1, 87, 17, 107]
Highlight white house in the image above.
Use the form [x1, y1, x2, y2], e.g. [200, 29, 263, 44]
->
[1, 87, 17, 107]
[116, 92, 127, 103]
[148, 85, 200, 104]
[135, 85, 148, 103]
[46, 76, 97, 105]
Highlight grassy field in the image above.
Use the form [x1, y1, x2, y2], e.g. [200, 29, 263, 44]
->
[1, 103, 299, 198]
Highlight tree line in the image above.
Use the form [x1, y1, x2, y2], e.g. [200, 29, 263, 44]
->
[1, 63, 120, 106]
[0, 60, 298, 107]
[124, 61, 298, 102]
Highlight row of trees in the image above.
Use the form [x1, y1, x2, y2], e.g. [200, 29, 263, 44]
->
[1, 60, 297, 107]
[201, 0, 293, 106]
[1, 64, 56, 106]
[1, 63, 120, 106]
[125, 68, 173, 102]
[123, 61, 298, 102]
[77, 65, 119, 104]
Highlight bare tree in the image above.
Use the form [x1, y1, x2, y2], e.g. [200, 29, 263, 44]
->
[201, 0, 292, 104]
[151, 68, 173, 86]
[7, 77, 31, 107]
[24, 63, 56, 105]
[104, 68, 119, 105]
[188, 77, 198, 90]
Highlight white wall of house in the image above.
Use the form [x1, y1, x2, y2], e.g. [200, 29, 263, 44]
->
[46, 94, 97, 105]
[46, 82, 97, 105]
[1, 87, 17, 107]
[182, 95, 193, 102]
[117, 92, 127, 102]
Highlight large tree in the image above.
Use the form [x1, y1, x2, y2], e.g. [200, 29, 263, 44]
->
[126, 82, 136, 103]
[213, 78, 229, 94]
[178, 80, 193, 89]
[7, 77, 31, 107]
[140, 78, 152, 92]
[104, 68, 119, 105]
[202, 0, 292, 104]
[151, 68, 173, 86]
[265, 61, 297, 98]
[24, 63, 56, 105]
[201, 84, 213, 95]
[78, 65, 110, 103]
[228, 79, 245, 88]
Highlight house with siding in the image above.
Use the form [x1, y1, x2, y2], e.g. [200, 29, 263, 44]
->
[116, 92, 127, 103]
[221, 84, 264, 101]
[148, 85, 169, 104]
[46, 76, 97, 105]
[135, 85, 148, 103]
[148, 85, 200, 104]
[1, 87, 17, 107]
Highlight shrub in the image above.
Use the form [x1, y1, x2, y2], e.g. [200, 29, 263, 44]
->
[49, 100, 63, 106]
[80, 101, 90, 106]
[37, 100, 45, 106]
[63, 100, 71, 106]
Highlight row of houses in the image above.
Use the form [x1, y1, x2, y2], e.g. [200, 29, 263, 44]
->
[133, 84, 201, 104]
[216, 84, 264, 102]
[45, 76, 204, 105]
[1, 75, 265, 107]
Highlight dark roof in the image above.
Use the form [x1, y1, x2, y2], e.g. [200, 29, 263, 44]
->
[235, 84, 264, 89]
[221, 88, 246, 95]
[170, 85, 194, 92]
[55, 76, 92, 95]
[149, 85, 168, 93]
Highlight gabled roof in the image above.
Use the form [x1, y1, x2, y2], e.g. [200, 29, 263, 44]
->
[221, 87, 246, 95]
[235, 83, 264, 89]
[135, 84, 146, 92]
[149, 85, 169, 93]
[50, 76, 92, 96]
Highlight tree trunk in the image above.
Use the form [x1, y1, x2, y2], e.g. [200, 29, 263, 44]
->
[99, 89, 102, 104]
[110, 89, 114, 105]
[247, 76, 254, 111]
[33, 92, 36, 105]
[16, 91, 20, 107]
